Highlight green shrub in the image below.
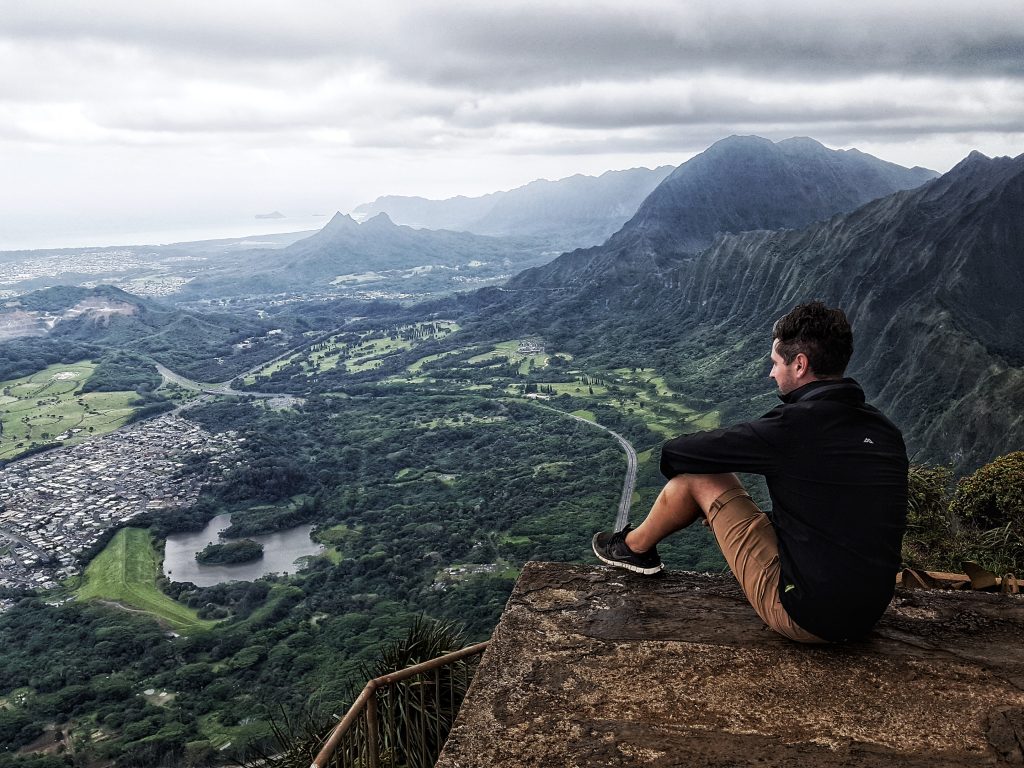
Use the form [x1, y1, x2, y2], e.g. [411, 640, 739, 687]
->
[246, 616, 478, 768]
[359, 615, 477, 768]
[902, 452, 1024, 575]
[951, 451, 1024, 574]
[902, 463, 960, 570]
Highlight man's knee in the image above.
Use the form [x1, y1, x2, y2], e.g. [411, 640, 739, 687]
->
[666, 473, 743, 514]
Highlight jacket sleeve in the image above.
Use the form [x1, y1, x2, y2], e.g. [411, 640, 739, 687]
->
[659, 407, 787, 479]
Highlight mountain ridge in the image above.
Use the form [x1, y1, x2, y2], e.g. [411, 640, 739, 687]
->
[512, 135, 939, 291]
[353, 165, 675, 250]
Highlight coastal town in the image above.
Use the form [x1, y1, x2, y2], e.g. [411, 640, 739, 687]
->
[0, 248, 198, 299]
[0, 412, 242, 610]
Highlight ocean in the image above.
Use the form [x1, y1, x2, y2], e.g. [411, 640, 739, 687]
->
[0, 213, 332, 252]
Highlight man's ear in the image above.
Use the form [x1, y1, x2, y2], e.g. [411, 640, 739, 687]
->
[794, 353, 812, 377]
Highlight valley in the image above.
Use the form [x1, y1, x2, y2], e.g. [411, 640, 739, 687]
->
[0, 312, 709, 764]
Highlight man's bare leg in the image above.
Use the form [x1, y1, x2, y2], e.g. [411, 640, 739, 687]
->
[625, 473, 742, 553]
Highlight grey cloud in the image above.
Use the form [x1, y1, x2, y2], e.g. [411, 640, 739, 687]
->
[3, 1, 1023, 91]
[0, 3, 400, 68]
[379, 3, 1024, 88]
[449, 93, 926, 132]
[444, 75, 1024, 134]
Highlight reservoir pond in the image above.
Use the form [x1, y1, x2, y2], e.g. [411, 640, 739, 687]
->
[163, 513, 323, 587]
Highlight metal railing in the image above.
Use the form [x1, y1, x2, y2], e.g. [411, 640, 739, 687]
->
[311, 640, 490, 768]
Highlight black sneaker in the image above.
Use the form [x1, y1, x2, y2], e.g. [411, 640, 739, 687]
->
[592, 526, 663, 575]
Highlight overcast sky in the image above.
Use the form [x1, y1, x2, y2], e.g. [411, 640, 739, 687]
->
[2, 0, 1023, 248]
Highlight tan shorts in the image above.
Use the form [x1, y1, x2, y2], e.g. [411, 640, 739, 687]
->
[706, 487, 825, 644]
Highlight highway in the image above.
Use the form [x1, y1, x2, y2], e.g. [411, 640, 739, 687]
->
[154, 363, 300, 403]
[154, 322, 349, 400]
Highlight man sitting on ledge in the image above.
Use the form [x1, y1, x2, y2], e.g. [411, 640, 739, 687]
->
[593, 301, 909, 643]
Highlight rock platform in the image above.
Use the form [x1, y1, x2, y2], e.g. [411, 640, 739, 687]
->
[436, 561, 1024, 767]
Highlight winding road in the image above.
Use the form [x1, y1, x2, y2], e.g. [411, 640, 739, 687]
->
[542, 406, 638, 532]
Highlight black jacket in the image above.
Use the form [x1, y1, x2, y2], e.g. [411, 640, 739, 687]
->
[660, 379, 908, 641]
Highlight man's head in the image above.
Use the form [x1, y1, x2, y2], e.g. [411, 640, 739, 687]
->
[769, 301, 853, 394]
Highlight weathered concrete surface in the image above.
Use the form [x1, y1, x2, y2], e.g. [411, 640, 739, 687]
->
[436, 562, 1024, 767]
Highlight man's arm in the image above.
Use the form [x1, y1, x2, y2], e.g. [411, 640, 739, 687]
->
[660, 407, 786, 479]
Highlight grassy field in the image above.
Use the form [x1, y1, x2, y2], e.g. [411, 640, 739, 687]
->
[313, 523, 361, 563]
[0, 362, 138, 461]
[406, 349, 469, 374]
[77, 528, 215, 634]
[463, 340, 552, 374]
[243, 355, 301, 384]
[387, 333, 722, 438]
[197, 712, 269, 752]
[247, 321, 461, 383]
[550, 366, 720, 437]
[248, 322, 719, 444]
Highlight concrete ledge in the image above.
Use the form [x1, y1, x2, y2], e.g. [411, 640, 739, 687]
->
[437, 562, 1024, 767]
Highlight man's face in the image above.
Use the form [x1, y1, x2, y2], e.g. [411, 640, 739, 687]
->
[769, 339, 801, 395]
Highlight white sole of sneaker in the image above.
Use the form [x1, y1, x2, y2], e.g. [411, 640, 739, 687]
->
[592, 541, 664, 575]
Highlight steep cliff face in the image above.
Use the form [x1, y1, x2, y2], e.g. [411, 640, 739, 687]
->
[664, 151, 1023, 353]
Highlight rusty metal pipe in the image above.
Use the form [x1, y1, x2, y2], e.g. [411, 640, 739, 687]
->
[366, 692, 380, 768]
[309, 640, 489, 768]
[370, 641, 489, 687]
[311, 681, 376, 768]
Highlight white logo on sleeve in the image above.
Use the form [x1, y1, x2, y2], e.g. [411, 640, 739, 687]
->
[863, 438, 874, 444]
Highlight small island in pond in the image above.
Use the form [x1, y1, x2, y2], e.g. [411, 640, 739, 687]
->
[195, 539, 264, 565]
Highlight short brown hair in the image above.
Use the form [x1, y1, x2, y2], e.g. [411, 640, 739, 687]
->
[772, 301, 853, 377]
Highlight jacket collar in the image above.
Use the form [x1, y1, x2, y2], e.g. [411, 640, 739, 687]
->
[779, 378, 864, 405]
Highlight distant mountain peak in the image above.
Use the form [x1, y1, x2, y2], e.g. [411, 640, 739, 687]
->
[319, 212, 360, 235]
[949, 149, 996, 174]
[938, 149, 1024, 187]
[512, 135, 940, 290]
[363, 212, 395, 228]
[719, 134, 772, 144]
[325, 211, 357, 226]
[611, 134, 940, 256]
[703, 134, 775, 153]
[777, 136, 826, 149]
